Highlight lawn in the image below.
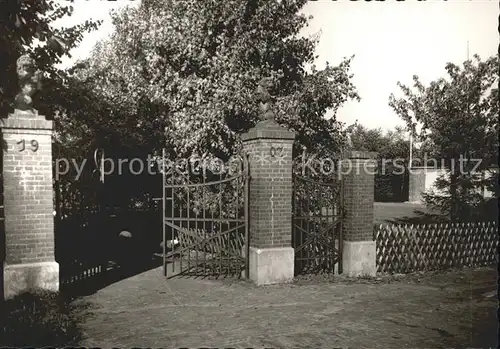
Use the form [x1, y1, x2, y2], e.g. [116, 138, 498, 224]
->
[374, 202, 436, 224]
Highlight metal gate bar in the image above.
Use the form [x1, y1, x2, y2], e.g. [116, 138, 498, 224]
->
[162, 153, 249, 278]
[292, 155, 344, 275]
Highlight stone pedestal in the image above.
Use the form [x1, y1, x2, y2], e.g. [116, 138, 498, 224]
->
[248, 246, 294, 285]
[342, 241, 376, 277]
[341, 151, 378, 277]
[408, 167, 426, 203]
[242, 119, 295, 285]
[1, 109, 58, 299]
[4, 261, 59, 297]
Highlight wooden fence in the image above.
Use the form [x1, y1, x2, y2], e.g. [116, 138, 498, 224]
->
[374, 221, 498, 273]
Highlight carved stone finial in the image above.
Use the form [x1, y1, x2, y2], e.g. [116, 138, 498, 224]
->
[14, 54, 42, 111]
[346, 133, 353, 148]
[256, 77, 275, 122]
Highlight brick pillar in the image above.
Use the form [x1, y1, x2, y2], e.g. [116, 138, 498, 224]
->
[242, 119, 295, 285]
[341, 150, 377, 277]
[1, 109, 58, 299]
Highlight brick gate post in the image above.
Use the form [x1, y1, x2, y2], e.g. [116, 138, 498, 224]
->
[1, 107, 58, 299]
[242, 117, 295, 285]
[341, 150, 378, 277]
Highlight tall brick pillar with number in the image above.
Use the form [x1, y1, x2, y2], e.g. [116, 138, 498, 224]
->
[341, 150, 378, 277]
[1, 55, 59, 299]
[242, 119, 295, 285]
[241, 77, 295, 285]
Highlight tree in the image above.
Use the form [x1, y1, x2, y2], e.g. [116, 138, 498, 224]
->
[347, 123, 412, 202]
[0, 0, 101, 115]
[389, 54, 499, 221]
[0, 0, 107, 229]
[60, 0, 359, 163]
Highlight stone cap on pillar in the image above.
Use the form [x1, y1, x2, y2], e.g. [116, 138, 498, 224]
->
[242, 119, 295, 141]
[343, 150, 378, 160]
[1, 109, 53, 131]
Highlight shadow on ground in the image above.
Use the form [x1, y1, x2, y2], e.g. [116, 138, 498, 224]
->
[56, 210, 165, 298]
[60, 256, 163, 298]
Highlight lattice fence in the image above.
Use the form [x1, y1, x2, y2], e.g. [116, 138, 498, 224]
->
[374, 221, 499, 273]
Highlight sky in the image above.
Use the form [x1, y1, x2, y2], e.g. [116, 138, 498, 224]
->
[55, 0, 498, 133]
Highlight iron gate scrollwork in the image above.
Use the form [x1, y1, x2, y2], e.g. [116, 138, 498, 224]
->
[292, 154, 344, 275]
[161, 150, 250, 278]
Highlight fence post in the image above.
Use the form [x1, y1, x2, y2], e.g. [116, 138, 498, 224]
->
[1, 57, 58, 299]
[241, 118, 295, 285]
[341, 150, 378, 277]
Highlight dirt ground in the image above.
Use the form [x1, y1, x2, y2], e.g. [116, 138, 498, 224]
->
[77, 266, 498, 348]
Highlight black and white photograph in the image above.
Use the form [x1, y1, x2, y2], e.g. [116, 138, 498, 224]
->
[0, 0, 498, 347]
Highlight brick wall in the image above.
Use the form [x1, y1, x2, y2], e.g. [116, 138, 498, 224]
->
[1, 111, 54, 264]
[242, 122, 295, 249]
[342, 152, 377, 242]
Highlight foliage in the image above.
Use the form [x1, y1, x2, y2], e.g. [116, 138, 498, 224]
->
[57, 0, 359, 163]
[0, 0, 101, 115]
[389, 54, 499, 220]
[0, 290, 89, 347]
[348, 123, 411, 158]
[347, 123, 411, 202]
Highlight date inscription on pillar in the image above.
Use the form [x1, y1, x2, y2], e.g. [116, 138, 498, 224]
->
[17, 139, 39, 153]
[269, 144, 284, 158]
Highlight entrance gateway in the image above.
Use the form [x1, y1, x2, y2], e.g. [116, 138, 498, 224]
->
[161, 150, 344, 278]
[292, 154, 344, 275]
[161, 151, 250, 278]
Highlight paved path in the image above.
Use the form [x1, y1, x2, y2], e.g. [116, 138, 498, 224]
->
[78, 267, 497, 348]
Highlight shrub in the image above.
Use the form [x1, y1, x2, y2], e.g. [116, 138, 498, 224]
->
[0, 289, 89, 347]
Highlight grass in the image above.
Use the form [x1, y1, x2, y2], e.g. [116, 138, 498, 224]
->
[374, 202, 445, 225]
[0, 289, 90, 347]
[374, 201, 499, 225]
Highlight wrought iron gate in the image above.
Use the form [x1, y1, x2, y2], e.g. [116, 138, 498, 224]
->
[292, 154, 344, 275]
[161, 151, 250, 278]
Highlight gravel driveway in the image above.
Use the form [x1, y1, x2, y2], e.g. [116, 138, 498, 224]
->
[78, 266, 497, 348]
